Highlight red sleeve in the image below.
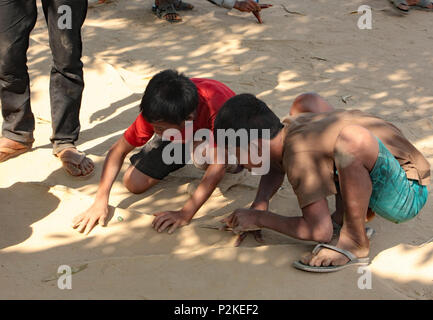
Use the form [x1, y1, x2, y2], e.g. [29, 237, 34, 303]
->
[207, 84, 235, 132]
[123, 114, 155, 147]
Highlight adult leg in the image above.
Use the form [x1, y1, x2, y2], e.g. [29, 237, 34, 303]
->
[289, 92, 334, 116]
[304, 125, 378, 267]
[0, 0, 37, 161]
[155, 0, 182, 22]
[42, 0, 94, 176]
[43, 0, 87, 153]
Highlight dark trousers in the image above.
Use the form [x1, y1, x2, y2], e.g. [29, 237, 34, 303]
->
[0, 0, 87, 154]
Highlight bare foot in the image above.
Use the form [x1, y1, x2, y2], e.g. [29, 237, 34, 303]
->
[56, 148, 95, 177]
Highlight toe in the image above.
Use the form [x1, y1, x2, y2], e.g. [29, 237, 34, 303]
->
[82, 157, 95, 175]
[321, 258, 332, 267]
[309, 254, 323, 267]
[63, 162, 82, 176]
[300, 253, 312, 265]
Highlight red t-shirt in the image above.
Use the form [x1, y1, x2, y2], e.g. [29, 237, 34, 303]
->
[123, 78, 235, 147]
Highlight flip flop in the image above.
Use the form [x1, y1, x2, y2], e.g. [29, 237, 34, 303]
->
[388, 0, 410, 14]
[293, 243, 370, 273]
[412, 0, 433, 11]
[0, 146, 31, 162]
[154, 3, 182, 22]
[0, 141, 32, 163]
[56, 148, 95, 178]
[332, 221, 376, 240]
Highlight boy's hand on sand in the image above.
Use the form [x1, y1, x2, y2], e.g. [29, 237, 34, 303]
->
[222, 208, 263, 246]
[233, 230, 264, 247]
[152, 210, 191, 234]
[233, 1, 272, 24]
[72, 203, 109, 235]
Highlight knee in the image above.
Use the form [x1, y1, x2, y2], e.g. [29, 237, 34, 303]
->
[123, 168, 149, 194]
[51, 41, 83, 76]
[123, 175, 141, 194]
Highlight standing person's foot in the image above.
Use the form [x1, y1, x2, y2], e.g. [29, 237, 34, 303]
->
[153, 0, 194, 11]
[0, 137, 32, 163]
[56, 147, 95, 177]
[389, 0, 433, 13]
[173, 0, 194, 10]
[409, 0, 433, 10]
[154, 1, 183, 22]
[388, 0, 410, 14]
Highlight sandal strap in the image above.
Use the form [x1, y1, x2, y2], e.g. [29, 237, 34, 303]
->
[0, 146, 29, 154]
[312, 243, 357, 261]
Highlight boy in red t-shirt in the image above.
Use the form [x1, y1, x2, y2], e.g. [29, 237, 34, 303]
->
[72, 70, 254, 240]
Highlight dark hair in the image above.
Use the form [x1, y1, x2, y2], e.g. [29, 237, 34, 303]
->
[214, 94, 283, 146]
[140, 69, 198, 124]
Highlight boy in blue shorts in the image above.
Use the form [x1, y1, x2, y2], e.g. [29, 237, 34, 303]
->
[215, 93, 430, 272]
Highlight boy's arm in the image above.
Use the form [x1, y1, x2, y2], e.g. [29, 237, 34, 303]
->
[72, 136, 136, 235]
[206, 0, 272, 24]
[152, 163, 227, 234]
[250, 165, 285, 211]
[230, 166, 285, 246]
[224, 198, 333, 242]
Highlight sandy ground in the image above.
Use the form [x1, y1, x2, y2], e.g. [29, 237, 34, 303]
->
[1, 0, 433, 299]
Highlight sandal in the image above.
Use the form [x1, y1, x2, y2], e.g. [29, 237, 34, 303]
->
[388, 0, 410, 14]
[0, 138, 32, 163]
[293, 244, 370, 273]
[154, 3, 182, 22]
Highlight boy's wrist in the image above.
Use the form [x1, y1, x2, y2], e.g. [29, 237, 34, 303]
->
[251, 200, 268, 211]
[255, 211, 265, 228]
[179, 208, 195, 221]
[94, 193, 109, 206]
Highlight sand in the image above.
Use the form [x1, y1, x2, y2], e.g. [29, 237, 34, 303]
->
[0, 0, 432, 299]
